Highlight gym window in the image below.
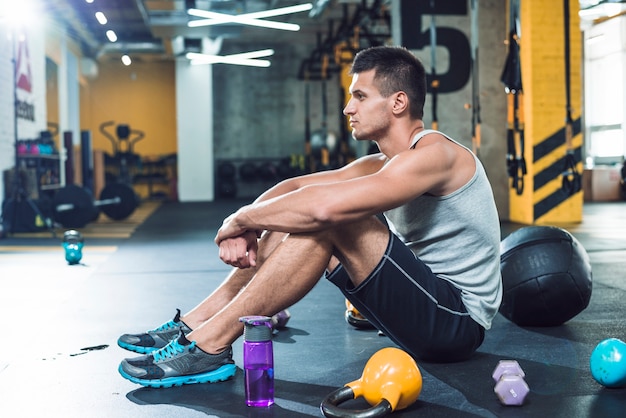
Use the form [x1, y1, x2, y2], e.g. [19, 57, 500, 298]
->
[582, 8, 626, 166]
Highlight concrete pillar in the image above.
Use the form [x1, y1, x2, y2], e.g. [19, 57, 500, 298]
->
[508, 0, 584, 224]
[175, 59, 214, 202]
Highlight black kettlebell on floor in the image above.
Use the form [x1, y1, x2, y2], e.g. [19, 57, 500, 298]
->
[320, 347, 422, 418]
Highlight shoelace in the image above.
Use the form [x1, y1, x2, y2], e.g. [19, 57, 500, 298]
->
[153, 320, 179, 332]
[153, 340, 196, 362]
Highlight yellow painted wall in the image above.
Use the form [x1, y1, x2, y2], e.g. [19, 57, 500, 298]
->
[79, 60, 177, 158]
[510, 0, 583, 224]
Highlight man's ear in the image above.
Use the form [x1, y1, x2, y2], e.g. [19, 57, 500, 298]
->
[391, 91, 409, 114]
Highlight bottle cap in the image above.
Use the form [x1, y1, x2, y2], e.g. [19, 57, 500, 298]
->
[240, 316, 273, 342]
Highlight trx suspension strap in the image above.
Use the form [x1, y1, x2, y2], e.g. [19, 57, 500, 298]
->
[561, 0, 582, 195]
[470, 0, 481, 157]
[304, 67, 312, 173]
[429, 0, 439, 130]
[501, 0, 525, 195]
[320, 53, 330, 169]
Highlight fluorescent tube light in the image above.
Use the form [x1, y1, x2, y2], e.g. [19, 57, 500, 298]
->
[95, 11, 107, 25]
[188, 9, 300, 31]
[186, 51, 273, 67]
[106, 30, 117, 42]
[191, 3, 312, 21]
[222, 49, 275, 59]
[187, 3, 312, 30]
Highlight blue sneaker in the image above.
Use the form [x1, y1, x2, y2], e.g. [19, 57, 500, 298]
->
[117, 309, 192, 354]
[119, 333, 237, 388]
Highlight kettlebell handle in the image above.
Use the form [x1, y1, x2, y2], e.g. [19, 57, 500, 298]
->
[320, 386, 393, 418]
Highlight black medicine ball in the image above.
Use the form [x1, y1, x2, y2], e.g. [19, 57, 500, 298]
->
[499, 226, 592, 327]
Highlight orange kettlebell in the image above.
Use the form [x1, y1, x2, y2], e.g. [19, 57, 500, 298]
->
[321, 347, 422, 418]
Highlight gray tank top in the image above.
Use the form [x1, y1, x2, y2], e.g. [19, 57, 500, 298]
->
[384, 130, 502, 329]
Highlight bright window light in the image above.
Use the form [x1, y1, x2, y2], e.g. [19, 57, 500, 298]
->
[106, 30, 117, 42]
[0, 0, 41, 28]
[95, 11, 107, 25]
[121, 55, 132, 66]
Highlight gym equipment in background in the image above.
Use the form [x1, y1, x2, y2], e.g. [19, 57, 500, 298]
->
[499, 225, 592, 327]
[2, 28, 55, 236]
[309, 51, 336, 172]
[53, 184, 138, 228]
[321, 347, 422, 418]
[216, 161, 237, 198]
[99, 121, 144, 186]
[502, 0, 526, 195]
[560, 0, 582, 196]
[469, 0, 482, 157]
[429, 0, 439, 131]
[238, 161, 258, 182]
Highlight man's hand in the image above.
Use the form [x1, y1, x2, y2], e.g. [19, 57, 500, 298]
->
[217, 230, 259, 268]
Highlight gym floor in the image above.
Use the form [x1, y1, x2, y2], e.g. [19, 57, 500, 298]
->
[1, 199, 625, 418]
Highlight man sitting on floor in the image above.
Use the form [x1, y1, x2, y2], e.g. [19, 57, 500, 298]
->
[117, 45, 502, 388]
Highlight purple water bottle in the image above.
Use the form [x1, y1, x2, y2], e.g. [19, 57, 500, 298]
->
[240, 316, 274, 407]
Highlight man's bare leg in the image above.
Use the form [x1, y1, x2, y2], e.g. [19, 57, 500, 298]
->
[181, 230, 288, 329]
[188, 216, 390, 354]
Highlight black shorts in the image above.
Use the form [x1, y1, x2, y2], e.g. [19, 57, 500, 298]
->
[326, 231, 484, 362]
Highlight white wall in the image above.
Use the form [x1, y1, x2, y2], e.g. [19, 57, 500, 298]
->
[175, 59, 214, 202]
[58, 34, 80, 144]
[0, 25, 15, 193]
[0, 22, 47, 203]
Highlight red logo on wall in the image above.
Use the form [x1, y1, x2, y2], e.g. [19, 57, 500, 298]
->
[15, 36, 33, 93]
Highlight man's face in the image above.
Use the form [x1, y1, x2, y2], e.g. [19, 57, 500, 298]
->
[343, 69, 392, 142]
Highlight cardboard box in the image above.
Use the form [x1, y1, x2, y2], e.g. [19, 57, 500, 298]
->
[583, 167, 623, 202]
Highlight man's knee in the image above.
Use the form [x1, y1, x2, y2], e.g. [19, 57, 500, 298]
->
[327, 215, 387, 239]
[257, 231, 289, 263]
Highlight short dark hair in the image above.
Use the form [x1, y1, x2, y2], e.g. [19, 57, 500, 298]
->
[350, 46, 426, 120]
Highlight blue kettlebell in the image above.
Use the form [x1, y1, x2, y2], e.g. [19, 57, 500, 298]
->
[63, 230, 84, 265]
[590, 338, 626, 388]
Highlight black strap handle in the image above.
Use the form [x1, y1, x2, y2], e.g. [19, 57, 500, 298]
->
[562, 151, 581, 195]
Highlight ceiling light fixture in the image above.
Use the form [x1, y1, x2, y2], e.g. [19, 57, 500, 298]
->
[187, 3, 312, 31]
[95, 11, 107, 25]
[188, 9, 299, 31]
[186, 49, 275, 67]
[106, 30, 117, 42]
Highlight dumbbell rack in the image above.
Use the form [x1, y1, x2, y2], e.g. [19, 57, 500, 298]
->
[16, 153, 64, 196]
